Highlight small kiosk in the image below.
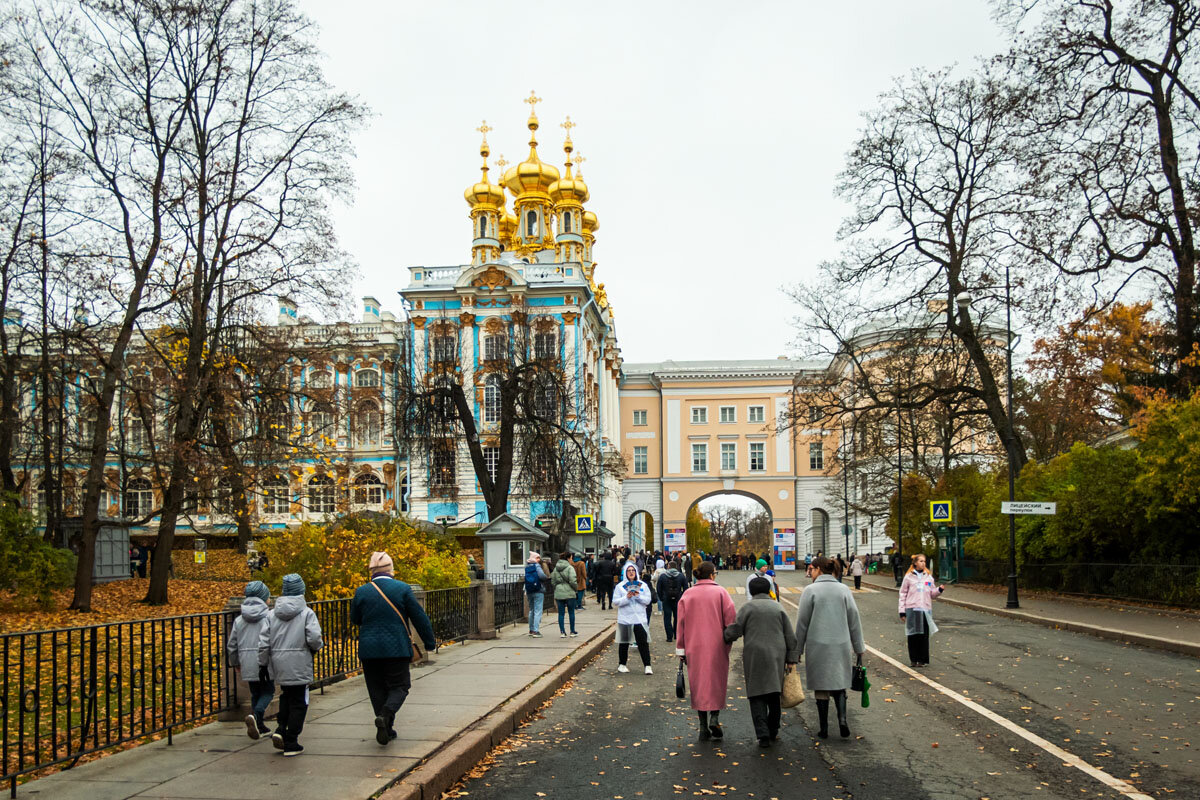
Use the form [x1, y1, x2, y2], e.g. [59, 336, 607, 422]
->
[476, 513, 549, 580]
[936, 525, 979, 582]
[569, 521, 616, 556]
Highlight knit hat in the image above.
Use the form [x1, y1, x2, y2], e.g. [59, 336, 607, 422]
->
[244, 580, 270, 601]
[756, 558, 768, 569]
[527, 551, 541, 563]
[281, 573, 305, 596]
[369, 551, 394, 577]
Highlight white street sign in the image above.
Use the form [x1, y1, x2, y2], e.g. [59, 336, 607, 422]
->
[1001, 501, 1056, 515]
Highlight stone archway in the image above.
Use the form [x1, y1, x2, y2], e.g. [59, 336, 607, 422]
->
[809, 508, 830, 556]
[627, 508, 654, 552]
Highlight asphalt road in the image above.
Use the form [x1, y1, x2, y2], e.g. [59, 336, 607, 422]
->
[456, 571, 1199, 800]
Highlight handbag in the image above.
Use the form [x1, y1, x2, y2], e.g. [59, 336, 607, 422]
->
[675, 658, 687, 699]
[371, 581, 425, 664]
[781, 666, 805, 707]
[851, 654, 866, 692]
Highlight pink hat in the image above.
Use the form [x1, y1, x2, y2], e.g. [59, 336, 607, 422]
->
[369, 551, 394, 577]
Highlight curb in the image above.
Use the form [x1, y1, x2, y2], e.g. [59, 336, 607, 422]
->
[376, 623, 616, 800]
[865, 581, 1200, 658]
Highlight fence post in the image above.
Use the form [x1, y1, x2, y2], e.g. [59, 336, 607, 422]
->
[472, 580, 497, 640]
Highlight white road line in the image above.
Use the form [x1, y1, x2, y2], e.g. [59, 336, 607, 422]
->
[777, 596, 1154, 800]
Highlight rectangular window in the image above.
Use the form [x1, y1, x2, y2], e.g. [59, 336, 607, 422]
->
[483, 446, 500, 483]
[508, 540, 526, 568]
[809, 441, 824, 471]
[808, 405, 823, 425]
[632, 409, 648, 426]
[633, 446, 648, 475]
[748, 405, 765, 423]
[719, 406, 736, 423]
[691, 406, 707, 424]
[691, 442, 707, 472]
[432, 447, 456, 489]
[484, 335, 508, 362]
[432, 335, 456, 364]
[749, 441, 765, 471]
[860, 528, 868, 546]
[533, 332, 557, 360]
[720, 442, 736, 471]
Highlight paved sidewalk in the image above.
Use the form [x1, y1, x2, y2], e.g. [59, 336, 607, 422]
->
[863, 574, 1200, 654]
[18, 603, 613, 800]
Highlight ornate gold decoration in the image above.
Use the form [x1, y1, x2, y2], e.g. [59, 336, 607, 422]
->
[459, 312, 476, 327]
[411, 316, 426, 330]
[471, 265, 512, 290]
[562, 311, 578, 324]
[523, 90, 542, 117]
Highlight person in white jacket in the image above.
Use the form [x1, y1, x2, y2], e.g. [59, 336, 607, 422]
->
[612, 562, 653, 674]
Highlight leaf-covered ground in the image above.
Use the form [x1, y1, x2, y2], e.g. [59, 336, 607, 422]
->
[0, 577, 245, 633]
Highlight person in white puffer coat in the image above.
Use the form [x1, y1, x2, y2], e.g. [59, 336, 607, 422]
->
[612, 562, 653, 674]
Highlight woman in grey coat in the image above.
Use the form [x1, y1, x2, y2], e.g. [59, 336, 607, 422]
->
[794, 556, 864, 739]
[724, 576, 799, 747]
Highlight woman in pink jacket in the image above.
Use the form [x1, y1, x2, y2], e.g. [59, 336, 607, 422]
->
[898, 554, 945, 667]
[676, 561, 737, 741]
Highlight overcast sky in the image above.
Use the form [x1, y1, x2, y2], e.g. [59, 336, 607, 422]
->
[297, 0, 1006, 364]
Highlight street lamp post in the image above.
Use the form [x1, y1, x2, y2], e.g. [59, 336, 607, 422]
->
[957, 286, 1019, 609]
[842, 422, 851, 558]
[895, 386, 903, 581]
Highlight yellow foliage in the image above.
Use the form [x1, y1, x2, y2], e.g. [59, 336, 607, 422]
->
[256, 515, 470, 599]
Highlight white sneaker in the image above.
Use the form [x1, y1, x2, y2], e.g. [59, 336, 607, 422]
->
[617, 664, 630, 673]
[644, 666, 654, 675]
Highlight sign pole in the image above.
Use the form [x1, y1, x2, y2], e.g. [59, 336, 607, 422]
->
[1004, 261, 1019, 610]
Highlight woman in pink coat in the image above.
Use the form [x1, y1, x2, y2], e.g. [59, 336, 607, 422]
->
[675, 561, 737, 741]
[898, 553, 945, 667]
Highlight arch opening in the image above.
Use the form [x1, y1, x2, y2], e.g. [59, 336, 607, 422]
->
[686, 491, 773, 563]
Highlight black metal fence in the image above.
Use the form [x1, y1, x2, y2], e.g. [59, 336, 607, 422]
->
[1, 612, 234, 795]
[958, 560, 1200, 607]
[488, 574, 527, 628]
[422, 586, 478, 645]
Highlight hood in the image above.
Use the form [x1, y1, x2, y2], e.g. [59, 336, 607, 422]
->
[664, 568, 682, 578]
[622, 564, 640, 582]
[240, 596, 269, 623]
[272, 594, 307, 621]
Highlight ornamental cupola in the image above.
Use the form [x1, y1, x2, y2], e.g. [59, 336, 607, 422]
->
[464, 121, 506, 266]
[580, 192, 599, 278]
[502, 91, 559, 256]
[549, 117, 589, 265]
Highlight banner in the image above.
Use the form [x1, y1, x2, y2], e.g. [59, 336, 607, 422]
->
[772, 528, 796, 571]
[664, 527, 687, 552]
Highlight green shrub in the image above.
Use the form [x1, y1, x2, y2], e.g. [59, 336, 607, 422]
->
[0, 495, 77, 608]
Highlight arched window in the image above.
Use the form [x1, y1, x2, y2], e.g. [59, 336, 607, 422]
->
[307, 474, 336, 515]
[309, 370, 333, 389]
[354, 400, 381, 447]
[478, 215, 487, 239]
[308, 402, 335, 443]
[399, 472, 410, 512]
[526, 209, 537, 237]
[563, 211, 572, 233]
[483, 375, 501, 423]
[260, 398, 290, 443]
[352, 473, 384, 508]
[262, 475, 290, 516]
[355, 369, 380, 388]
[124, 477, 153, 518]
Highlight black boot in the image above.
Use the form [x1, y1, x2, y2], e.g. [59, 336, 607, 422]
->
[815, 699, 829, 739]
[833, 691, 850, 738]
[708, 710, 723, 739]
[697, 711, 710, 741]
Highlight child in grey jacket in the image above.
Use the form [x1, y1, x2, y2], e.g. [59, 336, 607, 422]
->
[227, 580, 274, 740]
[258, 573, 323, 756]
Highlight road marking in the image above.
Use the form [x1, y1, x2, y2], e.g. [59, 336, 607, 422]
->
[777, 596, 1154, 800]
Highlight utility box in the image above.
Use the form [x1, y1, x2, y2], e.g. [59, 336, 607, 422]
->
[936, 525, 979, 583]
[60, 517, 132, 583]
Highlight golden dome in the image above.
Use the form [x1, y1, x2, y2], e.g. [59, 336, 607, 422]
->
[503, 109, 559, 196]
[465, 122, 505, 208]
[499, 210, 517, 242]
[549, 121, 589, 204]
[582, 209, 599, 233]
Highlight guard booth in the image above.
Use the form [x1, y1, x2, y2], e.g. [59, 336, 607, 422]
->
[568, 519, 615, 555]
[936, 525, 979, 582]
[475, 513, 549, 580]
[59, 517, 132, 583]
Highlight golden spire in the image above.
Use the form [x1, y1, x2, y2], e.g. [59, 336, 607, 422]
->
[560, 116, 576, 173]
[573, 154, 586, 180]
[495, 154, 508, 172]
[523, 90, 542, 151]
[476, 120, 492, 176]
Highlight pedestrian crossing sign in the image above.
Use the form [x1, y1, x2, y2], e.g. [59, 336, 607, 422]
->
[575, 514, 594, 534]
[929, 501, 952, 523]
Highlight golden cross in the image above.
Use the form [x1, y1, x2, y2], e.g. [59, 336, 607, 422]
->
[560, 116, 575, 136]
[476, 120, 492, 142]
[495, 154, 508, 171]
[573, 154, 586, 176]
[523, 90, 542, 115]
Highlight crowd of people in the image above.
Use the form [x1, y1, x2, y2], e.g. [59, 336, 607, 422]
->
[225, 542, 942, 756]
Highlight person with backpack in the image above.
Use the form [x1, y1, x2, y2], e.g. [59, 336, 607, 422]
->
[350, 552, 437, 747]
[551, 552, 579, 638]
[593, 550, 618, 610]
[258, 574, 322, 757]
[656, 559, 688, 642]
[227, 580, 274, 740]
[525, 552, 549, 637]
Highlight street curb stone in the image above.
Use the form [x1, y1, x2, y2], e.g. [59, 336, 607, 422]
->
[376, 622, 616, 800]
[868, 581, 1200, 658]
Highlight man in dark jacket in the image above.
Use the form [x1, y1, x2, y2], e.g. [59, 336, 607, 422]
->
[656, 559, 688, 642]
[593, 552, 618, 610]
[350, 551, 437, 746]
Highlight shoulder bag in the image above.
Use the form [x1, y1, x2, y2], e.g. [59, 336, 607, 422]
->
[781, 666, 805, 707]
[675, 656, 687, 699]
[370, 581, 425, 664]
